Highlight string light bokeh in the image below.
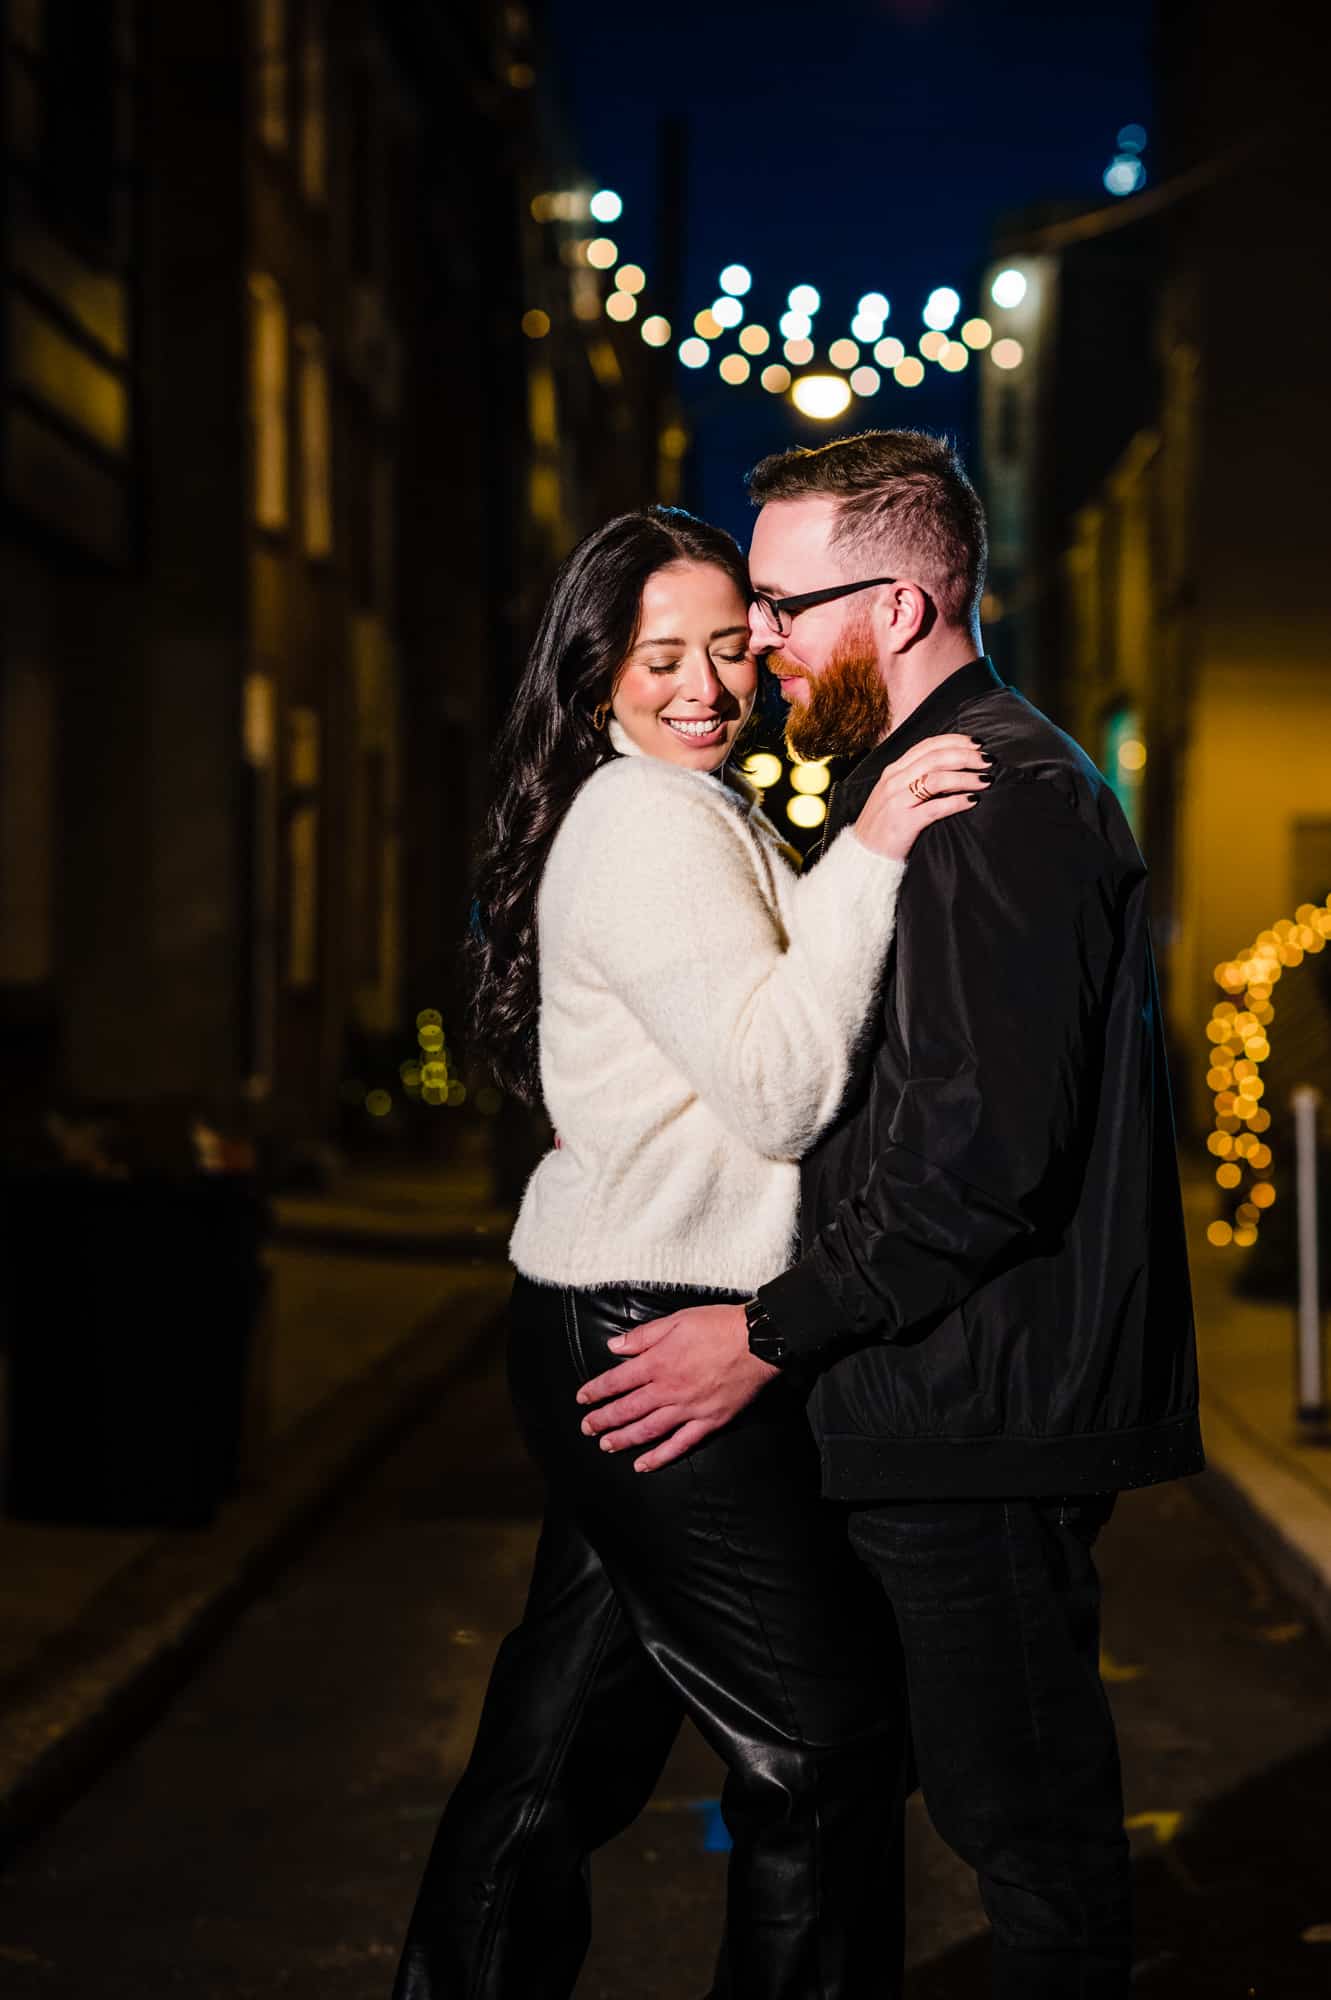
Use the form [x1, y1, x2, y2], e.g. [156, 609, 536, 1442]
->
[1203, 898, 1331, 1249]
[520, 183, 1051, 420]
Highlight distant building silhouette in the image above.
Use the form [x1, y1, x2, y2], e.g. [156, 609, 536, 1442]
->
[976, 0, 1331, 1133]
[0, 0, 676, 1165]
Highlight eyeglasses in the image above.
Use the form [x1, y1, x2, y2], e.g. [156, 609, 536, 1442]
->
[750, 575, 897, 637]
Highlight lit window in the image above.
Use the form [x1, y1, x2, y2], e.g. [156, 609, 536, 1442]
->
[249, 274, 289, 530]
[256, 0, 288, 151]
[295, 325, 332, 556]
[300, 0, 328, 203]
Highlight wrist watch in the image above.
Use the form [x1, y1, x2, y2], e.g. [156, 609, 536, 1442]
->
[744, 1295, 787, 1369]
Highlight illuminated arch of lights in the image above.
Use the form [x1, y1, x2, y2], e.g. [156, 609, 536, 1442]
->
[522, 188, 1032, 418]
[1203, 898, 1331, 1250]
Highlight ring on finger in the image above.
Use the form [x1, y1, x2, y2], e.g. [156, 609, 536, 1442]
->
[909, 773, 934, 802]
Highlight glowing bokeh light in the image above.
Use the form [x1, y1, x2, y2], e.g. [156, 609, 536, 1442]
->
[605, 291, 636, 322]
[827, 337, 860, 370]
[521, 309, 550, 339]
[615, 263, 646, 294]
[961, 317, 992, 349]
[720, 264, 752, 296]
[790, 760, 831, 795]
[641, 315, 671, 346]
[919, 329, 947, 361]
[858, 292, 890, 321]
[783, 336, 815, 365]
[739, 324, 770, 355]
[586, 237, 618, 269]
[991, 337, 1024, 370]
[874, 336, 905, 368]
[787, 793, 828, 829]
[719, 353, 751, 385]
[939, 340, 969, 372]
[788, 284, 821, 315]
[923, 286, 962, 331]
[1104, 155, 1146, 197]
[761, 362, 792, 394]
[850, 312, 884, 344]
[849, 365, 881, 396]
[1118, 123, 1147, 153]
[678, 337, 710, 368]
[990, 267, 1028, 309]
[791, 373, 853, 420]
[712, 295, 744, 329]
[694, 308, 723, 339]
[894, 356, 925, 388]
[590, 189, 623, 223]
[742, 752, 784, 787]
[779, 310, 812, 340]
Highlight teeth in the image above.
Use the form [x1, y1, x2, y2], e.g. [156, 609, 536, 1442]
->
[666, 719, 721, 736]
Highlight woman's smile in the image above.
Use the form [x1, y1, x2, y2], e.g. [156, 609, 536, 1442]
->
[661, 714, 729, 745]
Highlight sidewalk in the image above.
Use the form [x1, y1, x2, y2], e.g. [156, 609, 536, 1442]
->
[1186, 1173, 1331, 1644]
[0, 1147, 515, 1857]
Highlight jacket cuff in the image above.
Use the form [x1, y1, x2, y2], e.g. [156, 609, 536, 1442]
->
[757, 1259, 854, 1360]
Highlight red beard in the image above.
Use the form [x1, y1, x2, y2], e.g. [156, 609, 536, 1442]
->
[782, 616, 893, 762]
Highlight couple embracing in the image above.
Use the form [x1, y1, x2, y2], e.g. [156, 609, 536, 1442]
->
[393, 430, 1202, 1999]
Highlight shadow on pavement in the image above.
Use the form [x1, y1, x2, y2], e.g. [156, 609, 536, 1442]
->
[909, 1730, 1331, 1996]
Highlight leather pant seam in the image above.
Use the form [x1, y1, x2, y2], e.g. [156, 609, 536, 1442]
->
[683, 1451, 804, 1747]
[682, 1452, 831, 2000]
[561, 1286, 588, 1385]
[470, 1585, 623, 1996]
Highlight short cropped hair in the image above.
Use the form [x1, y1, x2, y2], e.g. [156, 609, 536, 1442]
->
[746, 429, 988, 630]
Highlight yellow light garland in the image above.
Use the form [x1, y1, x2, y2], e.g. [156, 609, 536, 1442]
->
[1203, 898, 1331, 1248]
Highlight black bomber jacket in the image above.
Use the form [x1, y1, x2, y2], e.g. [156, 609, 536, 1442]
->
[757, 657, 1205, 1500]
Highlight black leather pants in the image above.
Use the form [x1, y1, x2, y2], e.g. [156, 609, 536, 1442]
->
[392, 1277, 908, 2000]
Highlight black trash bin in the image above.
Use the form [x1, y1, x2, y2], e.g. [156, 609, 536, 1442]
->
[1, 1169, 269, 1530]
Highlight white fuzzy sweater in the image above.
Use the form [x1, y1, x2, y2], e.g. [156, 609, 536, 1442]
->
[508, 724, 906, 1294]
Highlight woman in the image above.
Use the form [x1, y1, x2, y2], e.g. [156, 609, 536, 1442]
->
[393, 507, 987, 2000]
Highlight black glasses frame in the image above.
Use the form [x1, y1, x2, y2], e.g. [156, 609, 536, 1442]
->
[751, 575, 897, 636]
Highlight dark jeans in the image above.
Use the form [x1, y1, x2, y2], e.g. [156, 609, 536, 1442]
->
[392, 1278, 909, 2000]
[846, 1495, 1131, 2000]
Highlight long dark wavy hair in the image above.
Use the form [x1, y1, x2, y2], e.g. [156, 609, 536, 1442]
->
[467, 505, 751, 1105]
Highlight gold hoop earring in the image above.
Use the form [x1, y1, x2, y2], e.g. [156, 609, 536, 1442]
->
[592, 700, 611, 732]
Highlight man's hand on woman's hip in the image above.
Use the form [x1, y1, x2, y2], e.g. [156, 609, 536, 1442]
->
[575, 1304, 777, 1471]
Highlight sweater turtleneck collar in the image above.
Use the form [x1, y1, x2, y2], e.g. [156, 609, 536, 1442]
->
[606, 715, 760, 812]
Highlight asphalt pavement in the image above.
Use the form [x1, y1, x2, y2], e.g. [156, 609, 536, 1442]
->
[2, 1323, 1330, 1999]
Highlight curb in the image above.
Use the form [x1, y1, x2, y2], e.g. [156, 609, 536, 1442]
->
[0, 1271, 511, 1863]
[1196, 1393, 1331, 1647]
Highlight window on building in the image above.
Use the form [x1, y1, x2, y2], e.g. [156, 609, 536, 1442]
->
[255, 0, 288, 150]
[249, 274, 289, 530]
[242, 671, 278, 1094]
[299, 0, 327, 203]
[295, 324, 332, 556]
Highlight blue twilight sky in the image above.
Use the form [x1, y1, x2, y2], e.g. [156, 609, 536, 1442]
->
[544, 0, 1155, 541]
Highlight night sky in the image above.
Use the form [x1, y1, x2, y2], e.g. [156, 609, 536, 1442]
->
[546, 0, 1155, 541]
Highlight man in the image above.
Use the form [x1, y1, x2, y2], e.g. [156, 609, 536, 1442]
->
[578, 429, 1203, 1998]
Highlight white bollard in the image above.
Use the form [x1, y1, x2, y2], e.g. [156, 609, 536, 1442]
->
[1292, 1084, 1326, 1426]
